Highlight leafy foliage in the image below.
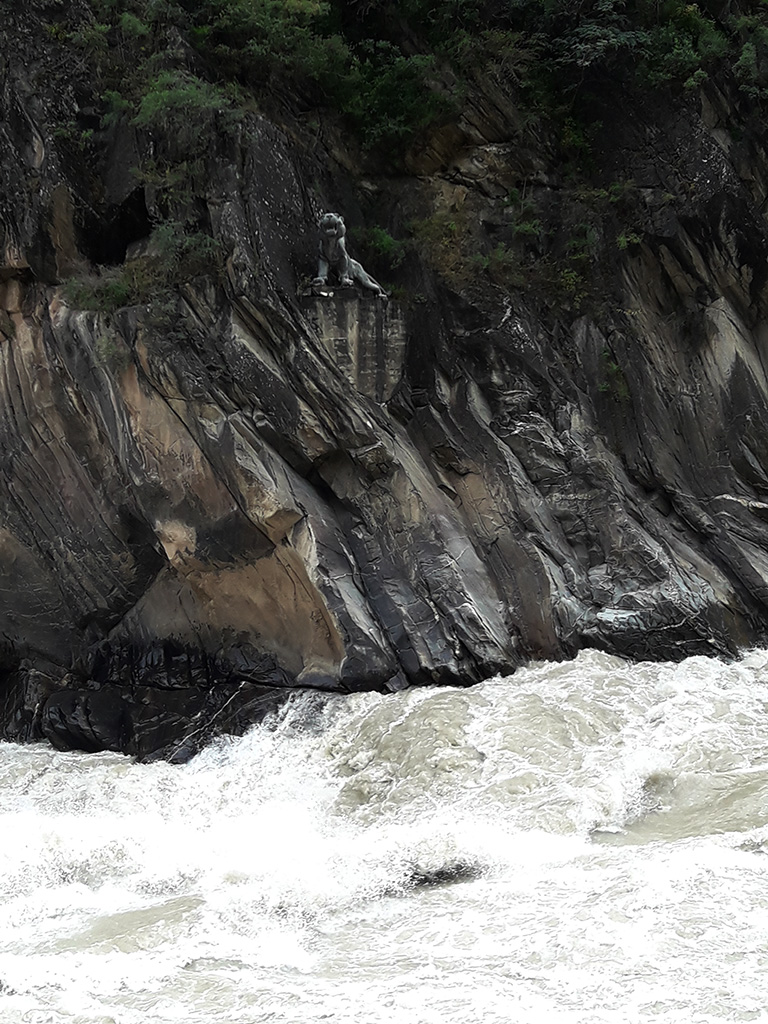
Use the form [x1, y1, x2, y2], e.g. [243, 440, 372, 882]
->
[70, 0, 768, 166]
[359, 226, 407, 269]
[63, 221, 220, 313]
[131, 69, 239, 157]
[332, 45, 451, 149]
[185, 0, 343, 81]
[83, 0, 450, 152]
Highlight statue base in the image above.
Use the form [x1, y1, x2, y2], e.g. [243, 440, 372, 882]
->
[300, 291, 405, 404]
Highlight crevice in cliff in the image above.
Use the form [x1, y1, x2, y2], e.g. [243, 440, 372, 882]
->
[0, 643, 21, 714]
[78, 188, 152, 267]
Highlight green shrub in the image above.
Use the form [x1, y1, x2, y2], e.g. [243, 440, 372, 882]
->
[733, 17, 768, 98]
[360, 226, 407, 269]
[100, 89, 132, 128]
[628, 0, 727, 87]
[63, 221, 221, 314]
[119, 10, 150, 37]
[617, 230, 642, 250]
[558, 265, 588, 307]
[513, 218, 543, 239]
[71, 20, 110, 54]
[334, 45, 452, 150]
[64, 272, 136, 314]
[132, 70, 237, 150]
[598, 350, 630, 401]
[186, 0, 342, 81]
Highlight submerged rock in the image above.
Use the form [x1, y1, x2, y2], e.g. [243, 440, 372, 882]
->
[406, 861, 483, 888]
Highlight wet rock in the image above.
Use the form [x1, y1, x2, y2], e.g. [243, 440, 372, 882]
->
[41, 689, 131, 754]
[407, 861, 483, 888]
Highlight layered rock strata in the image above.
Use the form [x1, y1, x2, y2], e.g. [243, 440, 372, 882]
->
[3, 12, 768, 757]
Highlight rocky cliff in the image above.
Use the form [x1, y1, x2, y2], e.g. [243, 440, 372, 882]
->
[3, 1, 768, 758]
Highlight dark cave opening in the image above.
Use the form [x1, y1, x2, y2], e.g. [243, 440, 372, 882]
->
[79, 188, 152, 266]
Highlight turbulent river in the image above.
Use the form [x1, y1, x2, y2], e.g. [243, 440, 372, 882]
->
[2, 649, 768, 1024]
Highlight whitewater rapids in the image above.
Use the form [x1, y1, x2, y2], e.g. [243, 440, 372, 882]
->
[1, 649, 768, 1023]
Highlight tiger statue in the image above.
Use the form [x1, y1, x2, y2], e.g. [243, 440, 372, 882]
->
[312, 213, 387, 298]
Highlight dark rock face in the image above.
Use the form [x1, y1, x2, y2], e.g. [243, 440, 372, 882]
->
[3, 15, 768, 757]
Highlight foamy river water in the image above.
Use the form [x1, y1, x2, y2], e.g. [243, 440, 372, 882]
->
[1, 649, 768, 1023]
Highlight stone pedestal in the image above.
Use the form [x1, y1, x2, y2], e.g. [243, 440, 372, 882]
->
[301, 291, 406, 403]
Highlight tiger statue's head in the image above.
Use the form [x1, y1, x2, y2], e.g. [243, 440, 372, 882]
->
[318, 212, 345, 240]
